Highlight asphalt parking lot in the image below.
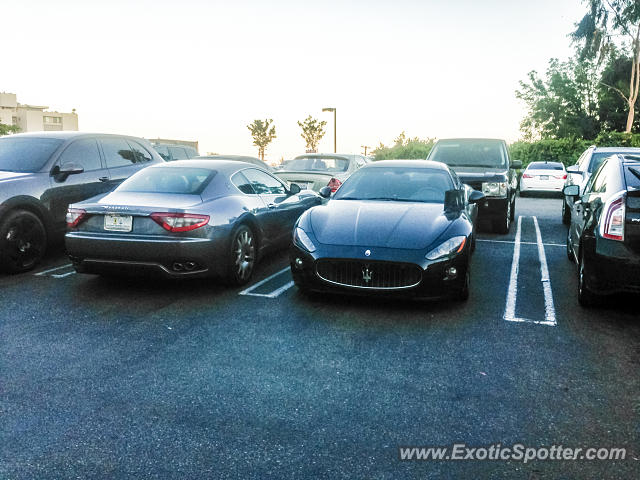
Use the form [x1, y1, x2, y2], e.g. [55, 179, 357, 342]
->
[1, 196, 638, 479]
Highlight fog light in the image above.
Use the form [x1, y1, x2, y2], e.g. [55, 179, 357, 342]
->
[295, 258, 304, 269]
[444, 267, 457, 280]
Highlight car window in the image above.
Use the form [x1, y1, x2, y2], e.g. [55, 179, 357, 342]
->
[231, 171, 256, 194]
[577, 150, 589, 170]
[127, 140, 153, 163]
[169, 146, 188, 160]
[0, 137, 64, 172]
[58, 139, 102, 172]
[428, 139, 508, 168]
[242, 168, 286, 195]
[585, 161, 607, 195]
[527, 162, 564, 170]
[101, 137, 139, 168]
[624, 165, 640, 189]
[117, 167, 215, 194]
[154, 145, 170, 161]
[589, 152, 618, 173]
[286, 157, 350, 172]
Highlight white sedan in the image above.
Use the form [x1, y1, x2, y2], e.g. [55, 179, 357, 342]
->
[519, 161, 567, 195]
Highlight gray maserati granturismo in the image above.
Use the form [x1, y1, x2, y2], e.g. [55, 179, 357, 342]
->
[65, 160, 321, 284]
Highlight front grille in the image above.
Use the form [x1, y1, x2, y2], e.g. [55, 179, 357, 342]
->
[316, 259, 422, 290]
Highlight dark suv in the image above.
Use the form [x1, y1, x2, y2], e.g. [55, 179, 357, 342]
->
[427, 138, 521, 233]
[0, 132, 164, 273]
[565, 154, 640, 306]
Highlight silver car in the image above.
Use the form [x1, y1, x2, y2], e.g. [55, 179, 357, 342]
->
[65, 160, 321, 284]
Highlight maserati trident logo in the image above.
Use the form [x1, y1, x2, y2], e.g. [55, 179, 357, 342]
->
[362, 266, 373, 284]
[364, 249, 371, 257]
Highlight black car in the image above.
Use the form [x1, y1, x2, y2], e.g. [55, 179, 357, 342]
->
[565, 154, 640, 306]
[427, 138, 521, 233]
[290, 160, 484, 301]
[152, 143, 199, 161]
[0, 132, 164, 273]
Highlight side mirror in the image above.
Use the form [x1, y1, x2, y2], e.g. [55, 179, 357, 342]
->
[511, 160, 522, 169]
[468, 190, 485, 204]
[563, 185, 580, 196]
[288, 183, 301, 195]
[59, 163, 85, 176]
[444, 189, 465, 211]
[319, 186, 332, 199]
[566, 166, 583, 176]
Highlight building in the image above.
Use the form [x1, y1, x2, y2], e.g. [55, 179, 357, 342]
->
[0, 92, 78, 132]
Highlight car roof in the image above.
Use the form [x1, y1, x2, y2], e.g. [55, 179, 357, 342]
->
[5, 131, 146, 141]
[293, 153, 356, 160]
[197, 154, 263, 162]
[592, 146, 640, 152]
[365, 160, 450, 170]
[149, 159, 268, 174]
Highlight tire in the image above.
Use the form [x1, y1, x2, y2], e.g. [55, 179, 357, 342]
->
[492, 199, 511, 234]
[577, 251, 599, 307]
[509, 196, 516, 222]
[562, 200, 571, 225]
[453, 267, 470, 301]
[226, 224, 257, 286]
[0, 210, 47, 273]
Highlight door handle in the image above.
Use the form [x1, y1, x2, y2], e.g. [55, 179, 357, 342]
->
[98, 176, 109, 182]
[267, 203, 277, 209]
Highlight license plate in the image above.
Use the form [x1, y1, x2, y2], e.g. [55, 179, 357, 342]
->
[539, 175, 549, 180]
[104, 214, 133, 232]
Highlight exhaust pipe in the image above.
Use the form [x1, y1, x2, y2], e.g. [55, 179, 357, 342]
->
[184, 262, 197, 271]
[172, 262, 184, 271]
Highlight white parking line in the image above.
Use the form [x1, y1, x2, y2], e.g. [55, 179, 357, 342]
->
[478, 239, 565, 247]
[239, 267, 295, 298]
[34, 263, 73, 276]
[503, 216, 556, 327]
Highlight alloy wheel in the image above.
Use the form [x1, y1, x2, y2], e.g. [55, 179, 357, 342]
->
[234, 228, 255, 282]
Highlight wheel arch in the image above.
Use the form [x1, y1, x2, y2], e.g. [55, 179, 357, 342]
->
[0, 196, 54, 238]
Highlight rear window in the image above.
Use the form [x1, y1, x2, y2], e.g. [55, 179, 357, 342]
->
[0, 137, 64, 172]
[527, 162, 564, 170]
[428, 139, 507, 168]
[117, 167, 216, 195]
[286, 156, 349, 172]
[625, 165, 640, 189]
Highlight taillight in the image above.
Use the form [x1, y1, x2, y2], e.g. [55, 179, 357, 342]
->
[66, 208, 87, 228]
[150, 213, 210, 232]
[554, 174, 567, 179]
[522, 173, 533, 179]
[327, 178, 342, 192]
[600, 192, 625, 241]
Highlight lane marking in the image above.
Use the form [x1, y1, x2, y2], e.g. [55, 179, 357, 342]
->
[239, 267, 294, 298]
[503, 216, 521, 323]
[503, 216, 556, 327]
[34, 264, 73, 276]
[533, 216, 556, 326]
[477, 239, 565, 247]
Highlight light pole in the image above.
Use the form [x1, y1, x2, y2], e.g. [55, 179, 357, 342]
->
[322, 107, 336, 153]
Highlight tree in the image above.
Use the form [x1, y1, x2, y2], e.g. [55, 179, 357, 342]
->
[515, 57, 600, 140]
[0, 123, 19, 136]
[297, 115, 327, 152]
[598, 51, 640, 131]
[246, 119, 276, 161]
[372, 132, 435, 160]
[572, 0, 640, 132]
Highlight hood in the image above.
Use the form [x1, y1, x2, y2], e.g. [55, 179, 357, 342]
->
[449, 166, 508, 182]
[0, 171, 33, 182]
[309, 200, 451, 249]
[77, 192, 203, 213]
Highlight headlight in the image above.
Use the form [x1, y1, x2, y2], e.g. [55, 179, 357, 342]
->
[482, 182, 507, 197]
[425, 236, 467, 260]
[293, 227, 316, 252]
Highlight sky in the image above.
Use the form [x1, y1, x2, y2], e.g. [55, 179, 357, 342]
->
[3, 0, 587, 162]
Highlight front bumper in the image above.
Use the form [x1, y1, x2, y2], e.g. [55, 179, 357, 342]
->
[584, 237, 640, 294]
[65, 231, 228, 279]
[289, 243, 469, 300]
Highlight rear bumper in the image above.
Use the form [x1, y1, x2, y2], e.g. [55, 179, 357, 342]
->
[584, 237, 640, 294]
[65, 231, 228, 278]
[520, 178, 564, 192]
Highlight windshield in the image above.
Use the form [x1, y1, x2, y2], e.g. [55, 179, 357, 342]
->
[334, 167, 453, 203]
[285, 156, 349, 172]
[428, 140, 507, 168]
[0, 137, 64, 172]
[117, 167, 216, 195]
[589, 152, 629, 173]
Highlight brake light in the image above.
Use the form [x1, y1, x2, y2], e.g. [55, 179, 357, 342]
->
[600, 192, 625, 241]
[327, 178, 342, 192]
[522, 173, 533, 179]
[66, 208, 87, 228]
[554, 174, 567, 180]
[150, 213, 210, 232]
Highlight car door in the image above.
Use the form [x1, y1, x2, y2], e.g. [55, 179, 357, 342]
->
[241, 168, 307, 244]
[100, 137, 154, 191]
[570, 161, 608, 254]
[47, 137, 112, 231]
